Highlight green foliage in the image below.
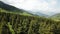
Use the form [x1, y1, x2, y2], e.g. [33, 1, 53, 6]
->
[7, 22, 15, 34]
[0, 11, 60, 34]
[1, 1, 60, 34]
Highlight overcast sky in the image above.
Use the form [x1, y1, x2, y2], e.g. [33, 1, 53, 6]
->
[0, 0, 60, 15]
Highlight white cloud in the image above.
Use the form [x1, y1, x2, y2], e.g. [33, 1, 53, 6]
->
[0, 0, 60, 15]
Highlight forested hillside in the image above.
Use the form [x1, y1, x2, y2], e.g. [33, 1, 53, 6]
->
[0, 11, 60, 34]
[0, 1, 60, 34]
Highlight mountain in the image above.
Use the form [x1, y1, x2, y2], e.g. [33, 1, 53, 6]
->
[0, 1, 20, 11]
[0, 1, 33, 16]
[0, 1, 48, 17]
[27, 11, 49, 17]
[50, 13, 60, 20]
[34, 12, 49, 17]
[0, 1, 60, 34]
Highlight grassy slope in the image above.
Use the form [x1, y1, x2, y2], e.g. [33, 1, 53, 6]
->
[50, 13, 60, 21]
[0, 8, 33, 16]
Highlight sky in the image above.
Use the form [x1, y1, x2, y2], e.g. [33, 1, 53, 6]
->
[0, 0, 60, 15]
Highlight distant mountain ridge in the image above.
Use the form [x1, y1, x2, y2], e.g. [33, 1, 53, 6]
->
[0, 1, 24, 12]
[34, 12, 49, 17]
[0, 1, 49, 17]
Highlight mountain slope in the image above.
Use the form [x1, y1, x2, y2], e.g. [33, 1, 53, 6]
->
[28, 11, 49, 17]
[0, 1, 20, 11]
[0, 1, 50, 17]
[34, 12, 48, 17]
[50, 13, 60, 20]
[0, 9, 60, 34]
[0, 1, 60, 34]
[0, 1, 33, 16]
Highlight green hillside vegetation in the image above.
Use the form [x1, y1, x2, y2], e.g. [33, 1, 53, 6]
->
[50, 13, 60, 21]
[0, 8, 60, 34]
[0, 8, 33, 16]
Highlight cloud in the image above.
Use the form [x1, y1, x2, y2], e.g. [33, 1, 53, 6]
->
[0, 0, 60, 15]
